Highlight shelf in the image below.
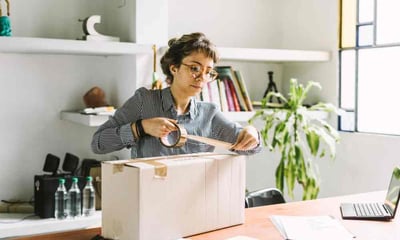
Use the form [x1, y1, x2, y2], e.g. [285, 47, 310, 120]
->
[61, 110, 328, 127]
[0, 211, 101, 238]
[61, 111, 111, 127]
[222, 111, 256, 122]
[0, 37, 153, 56]
[217, 47, 330, 62]
[61, 111, 255, 127]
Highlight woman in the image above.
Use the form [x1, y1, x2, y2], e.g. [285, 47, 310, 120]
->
[91, 32, 260, 158]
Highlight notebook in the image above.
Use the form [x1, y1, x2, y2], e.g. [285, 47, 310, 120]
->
[340, 166, 400, 221]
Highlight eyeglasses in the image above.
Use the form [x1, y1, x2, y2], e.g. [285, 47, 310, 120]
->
[181, 63, 218, 82]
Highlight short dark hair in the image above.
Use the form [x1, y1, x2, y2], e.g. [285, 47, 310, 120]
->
[160, 32, 219, 84]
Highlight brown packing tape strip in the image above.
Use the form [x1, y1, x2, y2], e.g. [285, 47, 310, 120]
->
[112, 159, 167, 178]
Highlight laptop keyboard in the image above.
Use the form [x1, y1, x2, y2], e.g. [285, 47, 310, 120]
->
[353, 203, 386, 217]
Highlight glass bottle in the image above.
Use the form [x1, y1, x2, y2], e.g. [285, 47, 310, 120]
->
[54, 178, 68, 219]
[68, 177, 81, 218]
[82, 176, 95, 216]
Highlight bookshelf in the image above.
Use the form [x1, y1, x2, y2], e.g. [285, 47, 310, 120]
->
[2, 39, 331, 125]
[56, 46, 331, 126]
[60, 111, 257, 126]
[0, 37, 152, 56]
[60, 110, 328, 127]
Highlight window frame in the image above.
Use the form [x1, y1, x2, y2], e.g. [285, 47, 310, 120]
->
[338, 0, 400, 136]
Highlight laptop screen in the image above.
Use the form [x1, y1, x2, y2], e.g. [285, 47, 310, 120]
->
[384, 167, 400, 216]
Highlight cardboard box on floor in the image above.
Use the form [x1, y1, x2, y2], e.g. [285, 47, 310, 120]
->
[102, 153, 246, 240]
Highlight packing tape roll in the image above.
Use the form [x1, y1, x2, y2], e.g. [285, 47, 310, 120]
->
[159, 122, 233, 149]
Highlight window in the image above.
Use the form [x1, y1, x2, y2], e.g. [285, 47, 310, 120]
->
[339, 0, 400, 135]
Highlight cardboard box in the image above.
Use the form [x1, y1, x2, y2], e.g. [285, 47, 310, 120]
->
[102, 153, 246, 240]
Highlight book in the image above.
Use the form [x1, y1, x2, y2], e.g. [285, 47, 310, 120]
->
[234, 70, 254, 111]
[226, 78, 241, 111]
[216, 66, 248, 111]
[208, 80, 222, 111]
[222, 78, 235, 111]
[217, 79, 229, 112]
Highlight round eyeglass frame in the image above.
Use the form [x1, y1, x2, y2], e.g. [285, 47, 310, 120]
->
[180, 63, 218, 82]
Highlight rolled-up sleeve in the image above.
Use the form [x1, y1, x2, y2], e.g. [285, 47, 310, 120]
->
[91, 89, 143, 154]
[211, 109, 262, 156]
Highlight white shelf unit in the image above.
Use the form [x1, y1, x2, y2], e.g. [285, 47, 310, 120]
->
[217, 47, 330, 62]
[0, 37, 153, 56]
[60, 110, 328, 127]
[60, 111, 257, 127]
[0, 211, 101, 238]
[60, 111, 112, 127]
[3, 38, 331, 124]
[222, 111, 256, 123]
[159, 46, 330, 63]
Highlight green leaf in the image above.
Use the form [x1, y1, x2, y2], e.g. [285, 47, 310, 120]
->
[275, 158, 285, 192]
[294, 144, 307, 183]
[306, 130, 320, 157]
[316, 127, 337, 158]
[286, 147, 297, 199]
[394, 168, 400, 179]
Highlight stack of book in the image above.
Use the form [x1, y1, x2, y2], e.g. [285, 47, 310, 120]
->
[199, 66, 253, 112]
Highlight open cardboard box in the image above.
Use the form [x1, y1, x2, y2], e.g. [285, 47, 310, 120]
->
[102, 153, 246, 240]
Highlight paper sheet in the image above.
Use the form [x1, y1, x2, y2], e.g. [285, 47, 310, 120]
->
[270, 215, 355, 240]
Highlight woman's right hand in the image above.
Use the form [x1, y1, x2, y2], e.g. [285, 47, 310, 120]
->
[141, 118, 177, 138]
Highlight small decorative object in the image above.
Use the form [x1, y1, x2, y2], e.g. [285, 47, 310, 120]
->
[151, 44, 163, 90]
[83, 86, 110, 108]
[79, 15, 119, 42]
[0, 0, 11, 36]
[249, 79, 341, 200]
[262, 71, 281, 106]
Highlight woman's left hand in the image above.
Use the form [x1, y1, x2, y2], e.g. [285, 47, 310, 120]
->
[231, 126, 259, 151]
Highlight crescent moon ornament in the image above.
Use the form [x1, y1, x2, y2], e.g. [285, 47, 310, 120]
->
[80, 15, 120, 42]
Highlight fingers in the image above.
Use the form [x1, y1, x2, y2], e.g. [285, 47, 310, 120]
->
[164, 119, 178, 131]
[231, 127, 259, 151]
[142, 117, 178, 138]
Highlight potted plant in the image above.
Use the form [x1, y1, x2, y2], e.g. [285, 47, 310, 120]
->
[249, 79, 340, 200]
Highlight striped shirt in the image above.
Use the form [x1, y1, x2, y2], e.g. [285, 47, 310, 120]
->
[91, 87, 261, 158]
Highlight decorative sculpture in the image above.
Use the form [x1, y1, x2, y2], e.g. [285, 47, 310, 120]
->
[79, 15, 119, 42]
[0, 0, 11, 36]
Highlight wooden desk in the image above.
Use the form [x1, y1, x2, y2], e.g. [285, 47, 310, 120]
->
[190, 191, 400, 240]
[13, 191, 400, 240]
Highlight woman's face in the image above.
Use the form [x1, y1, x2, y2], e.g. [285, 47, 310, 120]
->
[170, 51, 215, 97]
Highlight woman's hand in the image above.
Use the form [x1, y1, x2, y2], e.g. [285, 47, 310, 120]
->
[231, 126, 259, 151]
[141, 118, 177, 138]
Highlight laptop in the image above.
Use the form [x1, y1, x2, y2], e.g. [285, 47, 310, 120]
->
[340, 166, 400, 221]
